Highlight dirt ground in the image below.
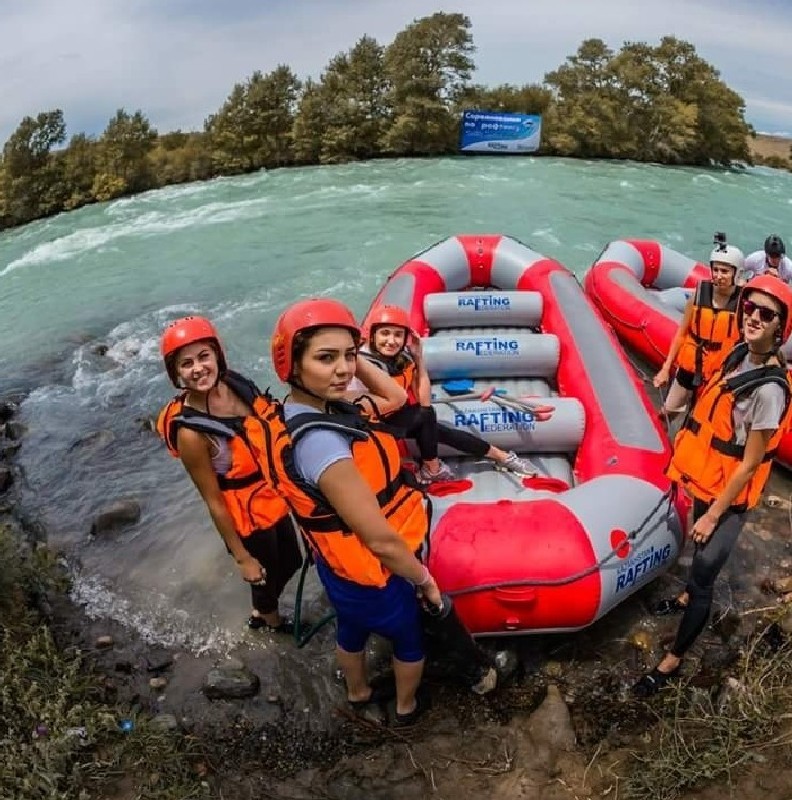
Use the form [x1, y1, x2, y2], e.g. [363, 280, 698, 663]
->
[749, 133, 792, 167]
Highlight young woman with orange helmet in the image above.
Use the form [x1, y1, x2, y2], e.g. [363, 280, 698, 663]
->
[358, 305, 537, 483]
[634, 275, 792, 696]
[157, 315, 302, 634]
[270, 298, 442, 726]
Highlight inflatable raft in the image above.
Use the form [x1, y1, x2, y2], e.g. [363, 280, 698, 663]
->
[584, 239, 792, 468]
[362, 235, 688, 636]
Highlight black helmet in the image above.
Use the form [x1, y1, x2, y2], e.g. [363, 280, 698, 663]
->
[764, 234, 786, 257]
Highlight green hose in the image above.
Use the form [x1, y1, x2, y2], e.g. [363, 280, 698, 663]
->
[292, 556, 336, 649]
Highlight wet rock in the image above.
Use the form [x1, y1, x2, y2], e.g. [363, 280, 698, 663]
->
[4, 421, 26, 440]
[0, 401, 17, 423]
[136, 416, 158, 434]
[0, 440, 21, 458]
[203, 657, 260, 700]
[92, 343, 110, 357]
[114, 659, 134, 674]
[149, 676, 168, 691]
[68, 429, 115, 453]
[151, 713, 179, 732]
[146, 651, 174, 673]
[96, 635, 114, 649]
[0, 467, 12, 493]
[90, 499, 141, 536]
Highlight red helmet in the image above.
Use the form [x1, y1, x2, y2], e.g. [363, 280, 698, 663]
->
[367, 304, 413, 332]
[160, 316, 227, 385]
[738, 274, 792, 343]
[271, 298, 360, 382]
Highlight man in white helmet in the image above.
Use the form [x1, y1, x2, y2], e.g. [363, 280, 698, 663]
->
[743, 235, 792, 283]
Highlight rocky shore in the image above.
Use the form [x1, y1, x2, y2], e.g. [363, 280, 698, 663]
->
[2, 388, 792, 800]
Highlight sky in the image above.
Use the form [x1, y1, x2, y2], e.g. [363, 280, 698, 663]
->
[2, 0, 792, 145]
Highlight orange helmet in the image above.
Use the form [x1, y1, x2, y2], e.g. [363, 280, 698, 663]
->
[271, 298, 360, 382]
[367, 304, 413, 333]
[738, 274, 792, 343]
[160, 316, 227, 385]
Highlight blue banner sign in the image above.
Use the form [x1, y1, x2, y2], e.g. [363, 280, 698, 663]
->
[459, 111, 542, 153]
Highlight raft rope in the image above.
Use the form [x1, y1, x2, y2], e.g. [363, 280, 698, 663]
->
[444, 482, 677, 596]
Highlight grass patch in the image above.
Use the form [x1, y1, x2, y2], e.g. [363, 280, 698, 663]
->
[622, 630, 792, 800]
[0, 525, 210, 800]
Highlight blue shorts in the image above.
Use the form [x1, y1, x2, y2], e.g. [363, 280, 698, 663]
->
[316, 559, 425, 662]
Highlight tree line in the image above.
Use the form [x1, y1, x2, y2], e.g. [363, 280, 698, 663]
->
[0, 12, 762, 230]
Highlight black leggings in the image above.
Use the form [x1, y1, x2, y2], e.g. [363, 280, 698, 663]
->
[671, 498, 745, 657]
[242, 515, 304, 615]
[386, 404, 490, 462]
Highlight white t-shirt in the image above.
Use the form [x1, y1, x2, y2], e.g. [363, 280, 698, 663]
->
[743, 251, 792, 284]
[726, 356, 787, 445]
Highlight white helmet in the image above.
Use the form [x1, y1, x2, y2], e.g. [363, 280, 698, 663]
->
[709, 244, 745, 272]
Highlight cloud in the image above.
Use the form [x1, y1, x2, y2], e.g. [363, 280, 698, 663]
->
[1, 0, 791, 144]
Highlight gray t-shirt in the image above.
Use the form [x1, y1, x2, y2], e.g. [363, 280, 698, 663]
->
[727, 356, 787, 445]
[283, 401, 355, 487]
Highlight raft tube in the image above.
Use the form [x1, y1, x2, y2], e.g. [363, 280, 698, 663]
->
[362, 235, 688, 636]
[584, 239, 792, 469]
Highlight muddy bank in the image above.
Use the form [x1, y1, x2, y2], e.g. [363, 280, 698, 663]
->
[3, 390, 792, 799]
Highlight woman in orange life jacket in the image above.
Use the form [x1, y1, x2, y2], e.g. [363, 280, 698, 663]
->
[633, 275, 792, 697]
[271, 298, 442, 726]
[157, 316, 302, 634]
[357, 305, 538, 483]
[653, 241, 744, 425]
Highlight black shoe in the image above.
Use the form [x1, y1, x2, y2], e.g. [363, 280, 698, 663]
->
[632, 664, 682, 697]
[653, 597, 688, 616]
[248, 615, 295, 634]
[393, 688, 432, 728]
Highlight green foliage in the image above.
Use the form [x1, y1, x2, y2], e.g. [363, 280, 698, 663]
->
[0, 15, 758, 229]
[0, 526, 207, 800]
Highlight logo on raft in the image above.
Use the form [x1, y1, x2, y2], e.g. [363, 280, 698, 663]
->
[614, 542, 672, 593]
[453, 409, 536, 434]
[457, 295, 511, 311]
[455, 338, 519, 356]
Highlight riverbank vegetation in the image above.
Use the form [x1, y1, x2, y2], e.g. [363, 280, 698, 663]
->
[0, 12, 766, 230]
[0, 526, 206, 800]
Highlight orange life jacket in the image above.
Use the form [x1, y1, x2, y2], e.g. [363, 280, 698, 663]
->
[274, 400, 429, 587]
[667, 343, 792, 511]
[676, 281, 740, 387]
[361, 348, 417, 410]
[156, 371, 289, 535]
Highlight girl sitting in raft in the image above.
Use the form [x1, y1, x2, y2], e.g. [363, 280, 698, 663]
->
[157, 316, 302, 633]
[634, 275, 792, 696]
[357, 305, 538, 483]
[653, 241, 744, 424]
[270, 298, 443, 726]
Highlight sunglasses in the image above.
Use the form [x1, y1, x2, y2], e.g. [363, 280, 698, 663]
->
[742, 299, 779, 324]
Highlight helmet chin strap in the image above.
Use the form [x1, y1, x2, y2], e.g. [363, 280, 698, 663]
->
[288, 379, 335, 412]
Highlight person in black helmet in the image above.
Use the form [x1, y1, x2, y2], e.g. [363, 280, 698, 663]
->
[743, 235, 792, 283]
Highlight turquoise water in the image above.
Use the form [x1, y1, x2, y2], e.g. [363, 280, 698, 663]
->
[2, 156, 791, 648]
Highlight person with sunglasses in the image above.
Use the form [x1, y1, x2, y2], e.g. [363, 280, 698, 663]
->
[653, 241, 744, 425]
[743, 235, 792, 284]
[634, 275, 792, 696]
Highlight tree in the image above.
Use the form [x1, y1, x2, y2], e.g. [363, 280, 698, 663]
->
[96, 109, 157, 195]
[383, 12, 475, 154]
[206, 66, 300, 172]
[0, 110, 67, 224]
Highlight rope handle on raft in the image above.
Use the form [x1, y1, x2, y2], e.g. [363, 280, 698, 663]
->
[443, 484, 678, 596]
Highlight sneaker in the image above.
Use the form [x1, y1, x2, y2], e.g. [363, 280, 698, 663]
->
[418, 460, 455, 483]
[497, 452, 539, 477]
